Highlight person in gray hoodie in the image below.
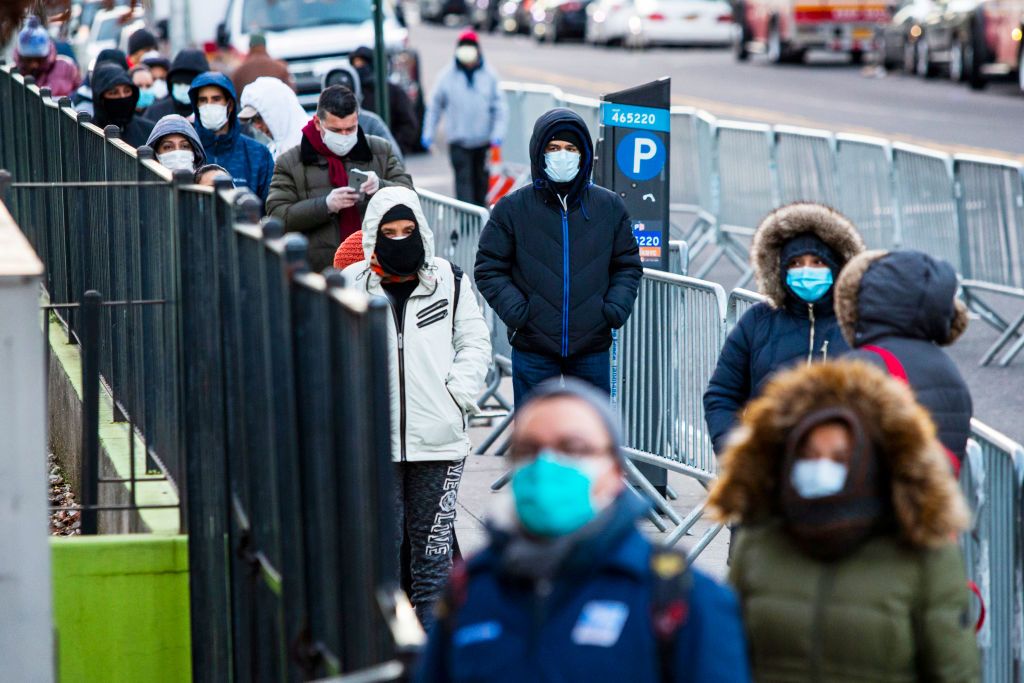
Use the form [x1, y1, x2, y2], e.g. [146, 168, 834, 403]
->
[321, 65, 403, 162]
[146, 114, 207, 173]
[421, 30, 507, 207]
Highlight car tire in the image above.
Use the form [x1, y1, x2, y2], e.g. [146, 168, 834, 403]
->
[850, 49, 864, 65]
[965, 14, 988, 90]
[733, 1, 750, 61]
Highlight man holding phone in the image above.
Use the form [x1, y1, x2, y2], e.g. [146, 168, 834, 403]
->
[267, 85, 413, 272]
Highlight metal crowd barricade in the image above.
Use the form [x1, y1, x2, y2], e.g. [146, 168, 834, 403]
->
[960, 420, 1024, 683]
[562, 92, 602, 145]
[417, 188, 489, 283]
[835, 133, 898, 250]
[954, 156, 1024, 367]
[727, 288, 767, 328]
[500, 82, 563, 168]
[774, 126, 838, 207]
[613, 270, 729, 560]
[669, 107, 702, 215]
[892, 143, 960, 269]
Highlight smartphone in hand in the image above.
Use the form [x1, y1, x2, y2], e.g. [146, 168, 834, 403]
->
[348, 169, 370, 192]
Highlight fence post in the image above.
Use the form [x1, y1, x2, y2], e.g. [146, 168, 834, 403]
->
[80, 290, 102, 535]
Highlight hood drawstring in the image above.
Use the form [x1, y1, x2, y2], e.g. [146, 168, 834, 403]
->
[556, 193, 569, 213]
[807, 304, 816, 366]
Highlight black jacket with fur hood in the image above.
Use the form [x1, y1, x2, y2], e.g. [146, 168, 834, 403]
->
[703, 203, 865, 453]
[835, 249, 972, 463]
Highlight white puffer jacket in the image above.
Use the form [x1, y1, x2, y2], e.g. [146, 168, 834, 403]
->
[342, 187, 492, 462]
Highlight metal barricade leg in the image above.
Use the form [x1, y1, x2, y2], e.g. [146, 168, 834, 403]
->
[489, 469, 512, 492]
[474, 410, 515, 455]
[996, 316, 1024, 366]
[622, 457, 684, 527]
[978, 310, 1024, 366]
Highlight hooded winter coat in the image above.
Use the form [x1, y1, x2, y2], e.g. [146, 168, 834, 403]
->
[91, 63, 155, 148]
[835, 249, 972, 464]
[266, 123, 413, 272]
[189, 72, 275, 202]
[145, 49, 210, 120]
[708, 361, 979, 683]
[474, 109, 643, 358]
[15, 43, 80, 98]
[341, 187, 491, 462]
[422, 56, 507, 148]
[146, 114, 207, 169]
[238, 77, 306, 159]
[703, 203, 865, 453]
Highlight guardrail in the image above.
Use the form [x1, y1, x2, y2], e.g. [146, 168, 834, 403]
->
[498, 81, 1024, 367]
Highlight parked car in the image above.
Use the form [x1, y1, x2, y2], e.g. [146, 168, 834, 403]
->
[499, 0, 538, 33]
[76, 4, 145, 71]
[876, 0, 936, 70]
[471, 0, 504, 30]
[912, 0, 983, 79]
[532, 0, 595, 41]
[586, 0, 733, 47]
[733, 0, 891, 63]
[963, 0, 1024, 89]
[418, 0, 470, 23]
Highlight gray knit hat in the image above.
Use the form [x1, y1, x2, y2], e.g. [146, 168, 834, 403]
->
[519, 378, 625, 464]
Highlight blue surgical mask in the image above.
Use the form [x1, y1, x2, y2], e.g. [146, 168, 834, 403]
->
[791, 459, 848, 498]
[172, 82, 192, 105]
[544, 150, 581, 183]
[786, 266, 834, 303]
[136, 88, 155, 110]
[511, 450, 608, 537]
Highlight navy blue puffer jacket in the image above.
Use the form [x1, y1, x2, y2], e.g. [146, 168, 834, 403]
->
[703, 204, 865, 454]
[474, 109, 642, 357]
[835, 250, 972, 464]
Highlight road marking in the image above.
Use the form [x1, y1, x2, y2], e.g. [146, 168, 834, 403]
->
[503, 64, 1024, 162]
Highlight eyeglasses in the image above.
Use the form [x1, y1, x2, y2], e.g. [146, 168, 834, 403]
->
[508, 442, 615, 462]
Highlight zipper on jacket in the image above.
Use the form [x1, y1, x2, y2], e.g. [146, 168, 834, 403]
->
[820, 339, 829, 362]
[387, 302, 409, 462]
[806, 304, 816, 366]
[560, 207, 570, 358]
[530, 578, 553, 654]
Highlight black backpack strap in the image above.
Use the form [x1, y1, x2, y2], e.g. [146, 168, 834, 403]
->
[649, 549, 693, 683]
[450, 263, 464, 334]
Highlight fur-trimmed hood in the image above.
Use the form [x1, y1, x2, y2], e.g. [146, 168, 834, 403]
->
[708, 360, 969, 549]
[835, 250, 969, 348]
[751, 203, 865, 307]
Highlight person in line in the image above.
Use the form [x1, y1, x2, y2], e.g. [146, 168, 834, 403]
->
[348, 46, 420, 155]
[91, 63, 154, 148]
[416, 378, 752, 682]
[14, 16, 80, 98]
[835, 249, 972, 472]
[145, 48, 210, 121]
[231, 33, 293, 95]
[708, 360, 980, 682]
[475, 109, 642, 405]
[421, 30, 506, 207]
[195, 164, 233, 187]
[126, 28, 158, 67]
[146, 114, 206, 174]
[703, 202, 865, 454]
[72, 48, 127, 114]
[129, 64, 156, 112]
[267, 85, 412, 272]
[324, 64, 404, 161]
[341, 187, 490, 628]
[237, 76, 306, 159]
[140, 51, 170, 88]
[188, 71, 274, 202]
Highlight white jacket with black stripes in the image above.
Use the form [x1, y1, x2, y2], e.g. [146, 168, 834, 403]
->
[343, 187, 492, 462]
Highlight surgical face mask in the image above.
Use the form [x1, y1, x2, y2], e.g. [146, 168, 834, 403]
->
[150, 78, 168, 100]
[157, 149, 195, 172]
[790, 459, 848, 499]
[136, 88, 156, 109]
[544, 150, 581, 184]
[322, 128, 358, 157]
[198, 104, 229, 132]
[455, 45, 479, 65]
[511, 450, 611, 537]
[172, 82, 192, 105]
[786, 266, 834, 303]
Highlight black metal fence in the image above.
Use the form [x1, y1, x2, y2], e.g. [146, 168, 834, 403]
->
[0, 64, 408, 681]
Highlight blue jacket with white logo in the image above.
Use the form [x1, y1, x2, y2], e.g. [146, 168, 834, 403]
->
[415, 494, 751, 683]
[189, 71, 274, 202]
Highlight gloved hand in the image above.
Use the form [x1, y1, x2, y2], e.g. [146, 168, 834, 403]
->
[420, 132, 433, 151]
[360, 170, 380, 196]
[326, 186, 358, 213]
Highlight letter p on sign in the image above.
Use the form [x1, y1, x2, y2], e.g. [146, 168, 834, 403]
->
[633, 138, 657, 175]
[616, 131, 666, 182]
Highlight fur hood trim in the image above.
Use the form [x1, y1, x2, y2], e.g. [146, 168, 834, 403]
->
[751, 203, 865, 307]
[707, 360, 969, 549]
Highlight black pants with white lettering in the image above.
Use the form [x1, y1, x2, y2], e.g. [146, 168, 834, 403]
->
[394, 459, 465, 629]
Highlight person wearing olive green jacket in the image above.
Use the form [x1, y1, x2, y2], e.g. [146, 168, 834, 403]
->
[708, 360, 980, 683]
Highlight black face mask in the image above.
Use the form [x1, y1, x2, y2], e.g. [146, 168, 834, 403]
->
[375, 229, 425, 277]
[102, 95, 136, 127]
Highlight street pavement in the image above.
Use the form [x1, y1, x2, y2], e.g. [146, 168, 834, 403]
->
[404, 19, 1024, 575]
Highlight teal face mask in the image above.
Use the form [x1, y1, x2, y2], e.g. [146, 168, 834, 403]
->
[511, 450, 604, 537]
[786, 266, 834, 303]
[172, 82, 192, 105]
[136, 88, 155, 110]
[544, 150, 581, 183]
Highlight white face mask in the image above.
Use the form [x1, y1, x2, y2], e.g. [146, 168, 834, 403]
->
[172, 82, 191, 105]
[157, 149, 195, 172]
[545, 149, 581, 183]
[790, 459, 848, 499]
[198, 104, 229, 131]
[322, 128, 358, 157]
[455, 45, 479, 66]
[150, 78, 168, 100]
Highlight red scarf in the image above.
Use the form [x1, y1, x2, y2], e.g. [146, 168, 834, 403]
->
[369, 257, 419, 283]
[302, 119, 361, 241]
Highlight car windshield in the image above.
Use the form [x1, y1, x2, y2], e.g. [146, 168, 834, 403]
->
[242, 0, 373, 32]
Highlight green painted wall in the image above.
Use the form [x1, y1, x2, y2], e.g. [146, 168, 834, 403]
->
[51, 535, 192, 682]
